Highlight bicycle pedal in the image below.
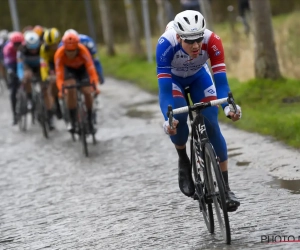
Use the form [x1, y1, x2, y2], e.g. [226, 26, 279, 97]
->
[227, 206, 238, 212]
[192, 193, 199, 200]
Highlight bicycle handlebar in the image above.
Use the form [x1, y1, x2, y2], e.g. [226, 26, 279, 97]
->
[167, 92, 238, 129]
[62, 82, 95, 90]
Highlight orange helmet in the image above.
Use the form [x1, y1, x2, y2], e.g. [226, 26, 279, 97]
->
[33, 25, 44, 37]
[62, 33, 79, 50]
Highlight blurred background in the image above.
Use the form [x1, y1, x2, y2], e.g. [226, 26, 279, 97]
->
[1, 0, 300, 146]
[1, 0, 300, 80]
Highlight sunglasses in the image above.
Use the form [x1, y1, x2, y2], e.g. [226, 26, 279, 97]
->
[65, 49, 77, 53]
[184, 37, 204, 44]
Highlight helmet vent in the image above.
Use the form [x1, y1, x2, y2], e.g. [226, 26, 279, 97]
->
[202, 19, 205, 28]
[183, 17, 190, 25]
[195, 15, 198, 23]
[177, 22, 184, 32]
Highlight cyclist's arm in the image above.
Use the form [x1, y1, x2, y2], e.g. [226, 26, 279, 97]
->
[40, 46, 49, 82]
[80, 44, 99, 85]
[207, 33, 230, 109]
[156, 37, 174, 120]
[17, 51, 24, 80]
[92, 55, 104, 83]
[54, 47, 65, 93]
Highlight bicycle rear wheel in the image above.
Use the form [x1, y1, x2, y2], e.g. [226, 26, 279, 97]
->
[204, 143, 231, 244]
[36, 95, 48, 139]
[78, 103, 88, 157]
[191, 139, 214, 233]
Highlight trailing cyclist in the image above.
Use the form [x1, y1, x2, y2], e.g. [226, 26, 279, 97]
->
[156, 10, 242, 211]
[33, 25, 46, 45]
[54, 32, 100, 133]
[40, 27, 63, 121]
[0, 29, 9, 86]
[17, 30, 55, 128]
[61, 29, 104, 84]
[3, 32, 24, 125]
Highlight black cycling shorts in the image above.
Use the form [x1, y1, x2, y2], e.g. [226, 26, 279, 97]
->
[64, 65, 89, 83]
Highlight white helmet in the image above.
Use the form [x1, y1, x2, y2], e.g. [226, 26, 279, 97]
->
[0, 29, 9, 40]
[173, 10, 206, 39]
[24, 30, 40, 49]
[165, 21, 174, 31]
[63, 29, 78, 38]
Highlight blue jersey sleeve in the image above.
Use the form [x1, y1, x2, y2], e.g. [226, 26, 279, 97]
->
[93, 55, 104, 83]
[214, 73, 230, 109]
[79, 34, 97, 55]
[156, 37, 174, 120]
[17, 52, 24, 80]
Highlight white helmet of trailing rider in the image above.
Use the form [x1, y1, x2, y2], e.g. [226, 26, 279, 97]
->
[165, 21, 175, 31]
[24, 30, 40, 49]
[173, 10, 206, 40]
[63, 29, 79, 38]
[0, 29, 9, 40]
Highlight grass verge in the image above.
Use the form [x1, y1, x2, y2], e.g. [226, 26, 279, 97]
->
[100, 51, 300, 148]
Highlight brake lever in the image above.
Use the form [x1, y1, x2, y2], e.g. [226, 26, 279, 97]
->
[228, 92, 238, 114]
[167, 105, 174, 130]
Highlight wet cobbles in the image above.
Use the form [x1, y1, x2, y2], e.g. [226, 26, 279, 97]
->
[0, 79, 300, 250]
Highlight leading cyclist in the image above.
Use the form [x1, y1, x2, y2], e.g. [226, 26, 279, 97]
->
[60, 29, 104, 84]
[156, 10, 241, 212]
[54, 32, 100, 133]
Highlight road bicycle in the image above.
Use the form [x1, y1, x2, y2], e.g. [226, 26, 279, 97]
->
[167, 89, 238, 244]
[63, 80, 97, 157]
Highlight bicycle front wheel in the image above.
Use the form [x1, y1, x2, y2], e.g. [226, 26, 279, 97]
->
[191, 139, 214, 234]
[204, 143, 231, 244]
[78, 103, 88, 157]
[17, 89, 27, 132]
[36, 95, 48, 139]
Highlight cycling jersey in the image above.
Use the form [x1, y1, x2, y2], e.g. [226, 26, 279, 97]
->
[0, 39, 8, 62]
[157, 28, 230, 117]
[17, 46, 40, 80]
[59, 34, 104, 82]
[3, 42, 18, 68]
[156, 28, 230, 162]
[54, 43, 99, 92]
[40, 44, 56, 81]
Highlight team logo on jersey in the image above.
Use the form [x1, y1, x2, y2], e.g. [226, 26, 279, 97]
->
[215, 50, 221, 56]
[159, 38, 165, 44]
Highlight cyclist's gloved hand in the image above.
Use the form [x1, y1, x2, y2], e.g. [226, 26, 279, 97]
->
[224, 104, 242, 121]
[163, 118, 179, 135]
[58, 90, 63, 99]
[94, 83, 101, 95]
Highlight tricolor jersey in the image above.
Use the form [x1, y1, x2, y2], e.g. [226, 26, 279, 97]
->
[156, 28, 229, 107]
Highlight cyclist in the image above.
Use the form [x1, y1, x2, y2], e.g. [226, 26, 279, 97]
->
[3, 32, 24, 125]
[22, 26, 33, 33]
[40, 27, 62, 121]
[156, 10, 242, 211]
[33, 25, 46, 44]
[0, 29, 9, 85]
[17, 31, 49, 126]
[61, 29, 104, 84]
[54, 33, 100, 133]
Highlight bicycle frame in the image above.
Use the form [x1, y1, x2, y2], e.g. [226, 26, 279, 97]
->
[183, 87, 210, 182]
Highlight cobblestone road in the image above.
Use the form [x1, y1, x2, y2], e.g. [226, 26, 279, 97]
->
[0, 78, 300, 250]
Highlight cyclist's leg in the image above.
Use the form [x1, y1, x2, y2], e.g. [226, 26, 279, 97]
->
[189, 64, 240, 209]
[7, 66, 20, 124]
[167, 79, 195, 197]
[78, 66, 94, 131]
[23, 66, 33, 109]
[34, 67, 54, 130]
[189, 66, 228, 164]
[49, 62, 62, 119]
[64, 67, 77, 131]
